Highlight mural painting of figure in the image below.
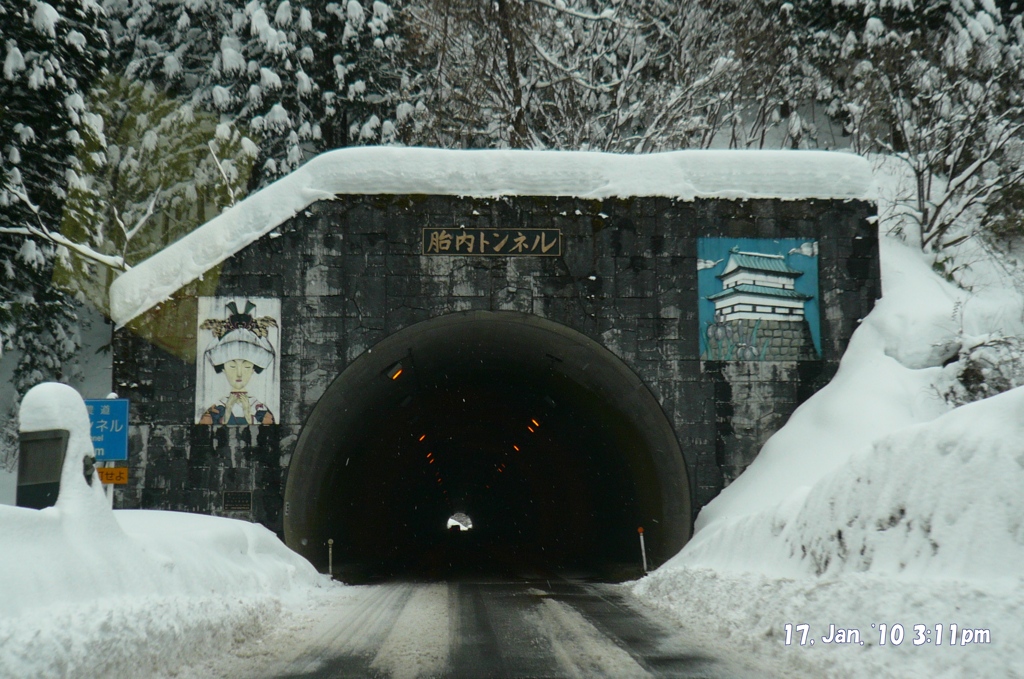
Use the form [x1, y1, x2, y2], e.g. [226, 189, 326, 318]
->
[195, 298, 281, 425]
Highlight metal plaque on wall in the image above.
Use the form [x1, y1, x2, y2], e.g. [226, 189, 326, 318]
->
[223, 491, 253, 512]
[422, 228, 561, 256]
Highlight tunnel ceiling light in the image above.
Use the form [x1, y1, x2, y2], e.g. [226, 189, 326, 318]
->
[387, 363, 404, 380]
[531, 419, 540, 427]
[527, 426, 534, 433]
[513, 445, 519, 452]
[419, 434, 426, 441]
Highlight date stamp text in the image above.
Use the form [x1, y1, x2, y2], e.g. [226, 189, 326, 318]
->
[783, 623, 991, 647]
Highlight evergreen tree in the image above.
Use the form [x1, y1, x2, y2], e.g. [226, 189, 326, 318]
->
[1, 0, 107, 381]
[58, 74, 257, 314]
[104, 0, 411, 191]
[1, 0, 108, 468]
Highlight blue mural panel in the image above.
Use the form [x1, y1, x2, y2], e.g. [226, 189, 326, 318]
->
[698, 238, 820, 361]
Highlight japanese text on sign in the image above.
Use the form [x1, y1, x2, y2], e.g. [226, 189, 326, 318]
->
[96, 467, 128, 484]
[85, 399, 130, 461]
[223, 491, 253, 512]
[422, 228, 561, 257]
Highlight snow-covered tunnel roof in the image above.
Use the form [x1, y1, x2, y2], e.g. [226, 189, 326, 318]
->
[109, 146, 875, 326]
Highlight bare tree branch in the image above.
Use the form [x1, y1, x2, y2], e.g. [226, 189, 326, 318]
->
[524, 0, 617, 23]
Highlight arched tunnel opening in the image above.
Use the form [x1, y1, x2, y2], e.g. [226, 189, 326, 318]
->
[284, 311, 692, 583]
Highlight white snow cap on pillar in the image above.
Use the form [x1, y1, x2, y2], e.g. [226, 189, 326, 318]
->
[18, 382, 111, 516]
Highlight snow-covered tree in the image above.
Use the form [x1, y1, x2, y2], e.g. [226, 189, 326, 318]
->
[803, 0, 1024, 251]
[1, 0, 107, 377]
[1, 0, 108, 469]
[706, 0, 832, 150]
[405, 0, 745, 151]
[104, 0, 411, 189]
[57, 75, 257, 314]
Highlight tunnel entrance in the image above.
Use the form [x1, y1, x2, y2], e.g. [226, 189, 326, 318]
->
[284, 311, 691, 582]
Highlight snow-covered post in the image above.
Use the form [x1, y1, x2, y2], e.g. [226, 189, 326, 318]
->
[18, 383, 114, 524]
[638, 526, 648, 574]
[328, 538, 334, 579]
[103, 392, 119, 509]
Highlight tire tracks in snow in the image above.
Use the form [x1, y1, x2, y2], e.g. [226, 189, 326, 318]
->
[191, 579, 772, 678]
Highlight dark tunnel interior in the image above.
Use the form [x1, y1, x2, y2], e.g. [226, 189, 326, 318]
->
[284, 311, 691, 583]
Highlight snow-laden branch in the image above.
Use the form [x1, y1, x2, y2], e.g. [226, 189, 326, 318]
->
[124, 196, 157, 242]
[4, 186, 130, 272]
[209, 141, 238, 206]
[113, 195, 157, 245]
[525, 0, 617, 23]
[0, 224, 128, 271]
[527, 37, 623, 93]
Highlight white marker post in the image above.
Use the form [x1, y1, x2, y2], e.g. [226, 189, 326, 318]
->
[327, 538, 334, 579]
[638, 526, 648, 574]
[98, 393, 124, 510]
[105, 461, 115, 508]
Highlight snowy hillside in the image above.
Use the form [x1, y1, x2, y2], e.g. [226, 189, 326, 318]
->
[632, 164, 1024, 677]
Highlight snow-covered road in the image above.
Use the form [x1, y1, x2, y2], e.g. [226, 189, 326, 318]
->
[184, 579, 770, 679]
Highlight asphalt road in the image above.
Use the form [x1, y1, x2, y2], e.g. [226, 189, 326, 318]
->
[239, 578, 764, 679]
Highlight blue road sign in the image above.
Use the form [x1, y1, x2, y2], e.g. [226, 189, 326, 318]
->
[84, 399, 129, 461]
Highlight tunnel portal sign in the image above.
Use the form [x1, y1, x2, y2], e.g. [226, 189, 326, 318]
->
[422, 228, 561, 256]
[85, 399, 129, 461]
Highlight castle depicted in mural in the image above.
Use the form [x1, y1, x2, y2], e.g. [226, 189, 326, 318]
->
[699, 240, 820, 361]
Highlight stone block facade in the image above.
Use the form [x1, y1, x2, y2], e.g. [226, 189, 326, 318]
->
[704, 318, 817, 362]
[113, 194, 878, 536]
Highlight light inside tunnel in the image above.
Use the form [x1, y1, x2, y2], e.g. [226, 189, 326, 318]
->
[284, 311, 691, 583]
[447, 512, 473, 531]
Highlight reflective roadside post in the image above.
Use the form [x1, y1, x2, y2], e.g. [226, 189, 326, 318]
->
[638, 527, 648, 574]
[328, 538, 334, 579]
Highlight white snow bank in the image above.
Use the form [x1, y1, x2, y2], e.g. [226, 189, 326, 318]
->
[796, 384, 1024, 580]
[109, 147, 874, 326]
[656, 233, 1024, 582]
[3, 384, 324, 678]
[0, 505, 323, 679]
[633, 567, 1024, 679]
[676, 382, 1024, 581]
